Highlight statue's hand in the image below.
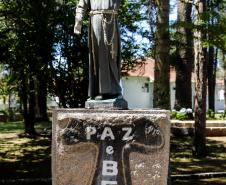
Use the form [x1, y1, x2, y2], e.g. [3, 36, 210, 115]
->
[74, 21, 82, 35]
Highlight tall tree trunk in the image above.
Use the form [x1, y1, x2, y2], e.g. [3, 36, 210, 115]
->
[175, 0, 193, 109]
[207, 0, 217, 112]
[27, 76, 36, 135]
[153, 0, 170, 110]
[223, 52, 226, 110]
[8, 91, 14, 121]
[35, 75, 49, 121]
[193, 0, 207, 157]
[207, 46, 216, 111]
[21, 73, 36, 136]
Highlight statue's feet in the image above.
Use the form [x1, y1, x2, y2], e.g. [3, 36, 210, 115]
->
[94, 95, 104, 100]
[88, 96, 95, 100]
[94, 94, 121, 100]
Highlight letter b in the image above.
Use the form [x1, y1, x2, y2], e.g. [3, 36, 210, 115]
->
[102, 161, 118, 176]
[101, 181, 117, 185]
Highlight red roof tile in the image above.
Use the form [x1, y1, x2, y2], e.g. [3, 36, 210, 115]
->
[123, 57, 224, 84]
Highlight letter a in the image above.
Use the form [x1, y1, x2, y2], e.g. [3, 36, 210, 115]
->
[101, 127, 115, 140]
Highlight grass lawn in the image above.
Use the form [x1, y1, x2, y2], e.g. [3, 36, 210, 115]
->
[0, 121, 51, 181]
[171, 136, 226, 185]
[0, 121, 226, 184]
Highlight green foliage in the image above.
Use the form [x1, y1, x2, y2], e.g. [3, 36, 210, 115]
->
[170, 111, 192, 120]
[170, 111, 177, 119]
[119, 0, 152, 69]
[47, 0, 89, 107]
[0, 109, 8, 116]
[207, 109, 215, 119]
[0, 0, 152, 109]
[222, 110, 226, 119]
[176, 112, 189, 120]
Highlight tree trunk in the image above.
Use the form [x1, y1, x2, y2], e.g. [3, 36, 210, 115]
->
[21, 73, 36, 136]
[26, 77, 36, 136]
[153, 0, 170, 110]
[175, 0, 193, 109]
[207, 46, 216, 111]
[8, 91, 14, 121]
[193, 0, 207, 157]
[207, 0, 217, 112]
[223, 52, 226, 110]
[35, 75, 49, 121]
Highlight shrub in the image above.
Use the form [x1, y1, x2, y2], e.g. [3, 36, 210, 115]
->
[207, 109, 215, 119]
[170, 111, 177, 119]
[176, 112, 189, 120]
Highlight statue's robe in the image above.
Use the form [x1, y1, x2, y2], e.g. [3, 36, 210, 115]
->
[75, 0, 122, 98]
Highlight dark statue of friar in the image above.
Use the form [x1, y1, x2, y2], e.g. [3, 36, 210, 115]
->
[74, 0, 122, 100]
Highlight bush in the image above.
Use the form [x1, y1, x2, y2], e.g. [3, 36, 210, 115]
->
[170, 111, 177, 119]
[176, 112, 189, 120]
[171, 108, 194, 120]
[207, 109, 215, 119]
[0, 109, 8, 116]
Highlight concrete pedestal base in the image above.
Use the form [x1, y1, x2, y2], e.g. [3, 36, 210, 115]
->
[85, 97, 128, 110]
[52, 109, 170, 185]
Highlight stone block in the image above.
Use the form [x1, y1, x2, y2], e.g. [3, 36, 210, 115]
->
[85, 97, 128, 110]
[52, 109, 170, 185]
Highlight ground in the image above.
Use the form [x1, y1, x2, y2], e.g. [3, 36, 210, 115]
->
[0, 121, 226, 185]
[0, 122, 51, 184]
[171, 136, 226, 185]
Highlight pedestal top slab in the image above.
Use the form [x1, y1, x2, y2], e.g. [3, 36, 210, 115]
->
[52, 109, 170, 185]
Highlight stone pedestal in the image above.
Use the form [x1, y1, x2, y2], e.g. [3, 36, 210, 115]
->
[85, 97, 128, 110]
[52, 109, 170, 185]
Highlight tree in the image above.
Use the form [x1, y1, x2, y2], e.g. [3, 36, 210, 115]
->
[207, 0, 226, 111]
[223, 52, 226, 110]
[207, 0, 218, 112]
[193, 0, 207, 156]
[30, 0, 56, 121]
[175, 0, 193, 109]
[120, 0, 150, 67]
[153, 0, 170, 109]
[0, 0, 56, 135]
[48, 0, 89, 108]
[207, 45, 217, 112]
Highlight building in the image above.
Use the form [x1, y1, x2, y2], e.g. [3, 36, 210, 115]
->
[121, 58, 224, 111]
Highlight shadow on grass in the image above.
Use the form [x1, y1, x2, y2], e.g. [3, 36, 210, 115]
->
[170, 136, 226, 185]
[0, 135, 51, 180]
[172, 178, 226, 185]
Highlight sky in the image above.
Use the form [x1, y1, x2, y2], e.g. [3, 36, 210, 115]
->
[133, 0, 177, 56]
[170, 0, 177, 22]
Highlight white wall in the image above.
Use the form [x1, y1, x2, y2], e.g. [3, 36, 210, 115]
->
[122, 77, 153, 109]
[122, 77, 225, 111]
[171, 82, 224, 111]
[170, 82, 176, 110]
[214, 84, 224, 111]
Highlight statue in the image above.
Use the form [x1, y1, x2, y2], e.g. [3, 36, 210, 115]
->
[74, 0, 122, 101]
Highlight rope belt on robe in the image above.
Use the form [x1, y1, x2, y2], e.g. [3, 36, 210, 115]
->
[89, 10, 118, 75]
